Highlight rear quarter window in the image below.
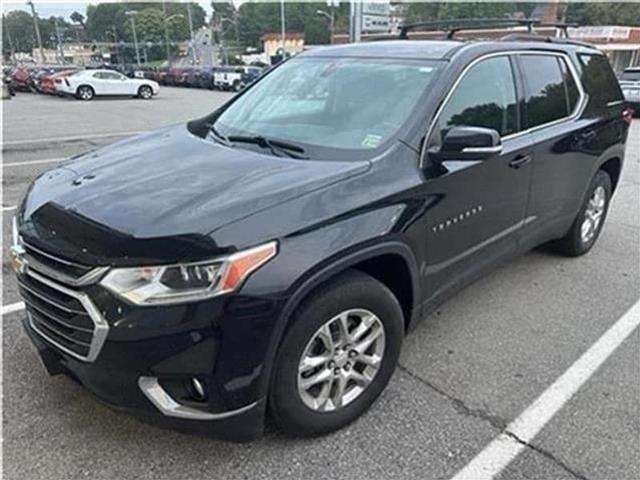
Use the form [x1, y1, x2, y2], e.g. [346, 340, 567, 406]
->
[520, 54, 578, 129]
[578, 53, 623, 115]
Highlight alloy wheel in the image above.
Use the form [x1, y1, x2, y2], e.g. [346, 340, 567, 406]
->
[581, 185, 606, 244]
[297, 308, 385, 412]
[140, 87, 152, 99]
[79, 87, 92, 100]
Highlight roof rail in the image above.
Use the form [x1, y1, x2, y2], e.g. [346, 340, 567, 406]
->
[537, 22, 580, 38]
[398, 18, 540, 40]
[499, 33, 596, 49]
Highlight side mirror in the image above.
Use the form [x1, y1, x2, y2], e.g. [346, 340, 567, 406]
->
[436, 126, 502, 161]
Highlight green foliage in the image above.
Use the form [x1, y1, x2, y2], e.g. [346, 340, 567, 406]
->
[404, 2, 533, 24]
[565, 2, 640, 26]
[2, 10, 74, 55]
[85, 2, 205, 42]
[237, 1, 349, 49]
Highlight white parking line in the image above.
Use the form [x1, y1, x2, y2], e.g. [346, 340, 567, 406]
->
[450, 298, 640, 480]
[1, 302, 25, 316]
[1, 205, 17, 212]
[3, 130, 144, 147]
[3, 157, 67, 167]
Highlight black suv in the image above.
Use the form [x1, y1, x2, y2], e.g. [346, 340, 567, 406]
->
[11, 36, 631, 441]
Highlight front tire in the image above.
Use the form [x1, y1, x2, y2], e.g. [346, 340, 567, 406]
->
[76, 85, 94, 101]
[269, 270, 404, 437]
[138, 85, 153, 99]
[553, 169, 612, 256]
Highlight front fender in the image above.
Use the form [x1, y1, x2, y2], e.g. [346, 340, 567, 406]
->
[240, 204, 422, 402]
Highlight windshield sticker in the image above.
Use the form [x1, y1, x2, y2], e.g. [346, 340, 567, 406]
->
[362, 134, 382, 148]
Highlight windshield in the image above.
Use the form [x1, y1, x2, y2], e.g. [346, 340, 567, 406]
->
[621, 70, 640, 82]
[213, 56, 441, 157]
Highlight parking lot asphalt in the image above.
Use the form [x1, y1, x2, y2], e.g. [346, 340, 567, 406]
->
[2, 88, 639, 480]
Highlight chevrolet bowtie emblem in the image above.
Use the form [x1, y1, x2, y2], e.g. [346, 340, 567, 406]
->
[9, 245, 27, 275]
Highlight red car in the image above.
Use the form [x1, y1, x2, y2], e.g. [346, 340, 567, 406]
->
[40, 69, 78, 95]
[11, 66, 34, 92]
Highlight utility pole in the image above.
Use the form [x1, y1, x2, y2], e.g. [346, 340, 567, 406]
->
[316, 9, 335, 44]
[125, 11, 141, 66]
[26, 1, 45, 63]
[162, 0, 171, 65]
[280, 0, 286, 58]
[54, 17, 65, 64]
[349, 0, 363, 43]
[186, 2, 197, 64]
[3, 15, 16, 61]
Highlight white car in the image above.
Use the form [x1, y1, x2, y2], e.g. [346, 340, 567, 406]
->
[57, 69, 159, 101]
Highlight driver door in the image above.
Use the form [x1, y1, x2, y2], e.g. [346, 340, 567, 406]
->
[421, 54, 534, 301]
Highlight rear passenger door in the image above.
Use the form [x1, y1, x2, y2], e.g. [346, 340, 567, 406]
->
[422, 54, 534, 301]
[515, 52, 599, 250]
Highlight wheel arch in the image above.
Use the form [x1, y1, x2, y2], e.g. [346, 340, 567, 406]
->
[76, 84, 94, 95]
[598, 156, 622, 193]
[258, 241, 421, 400]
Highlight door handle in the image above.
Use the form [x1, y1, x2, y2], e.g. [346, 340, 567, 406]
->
[509, 154, 532, 169]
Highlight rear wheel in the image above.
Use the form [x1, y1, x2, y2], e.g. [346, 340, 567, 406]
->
[553, 169, 612, 256]
[76, 85, 94, 101]
[269, 270, 404, 437]
[233, 80, 242, 92]
[138, 85, 153, 99]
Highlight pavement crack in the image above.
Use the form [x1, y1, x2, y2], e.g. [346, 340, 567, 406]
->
[397, 364, 591, 480]
[504, 431, 591, 480]
[396, 364, 507, 430]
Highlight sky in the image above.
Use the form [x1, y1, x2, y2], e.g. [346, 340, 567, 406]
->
[0, 0, 229, 20]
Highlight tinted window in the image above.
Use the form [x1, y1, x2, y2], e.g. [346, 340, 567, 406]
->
[559, 58, 580, 114]
[621, 70, 640, 81]
[521, 55, 569, 128]
[433, 56, 518, 143]
[578, 54, 623, 115]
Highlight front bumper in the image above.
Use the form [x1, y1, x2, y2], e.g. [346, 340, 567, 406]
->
[19, 271, 285, 441]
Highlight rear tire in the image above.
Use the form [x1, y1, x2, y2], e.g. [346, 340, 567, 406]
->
[269, 270, 404, 437]
[552, 170, 612, 257]
[76, 85, 94, 101]
[138, 85, 153, 99]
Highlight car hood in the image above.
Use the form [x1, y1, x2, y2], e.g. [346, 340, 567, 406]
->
[20, 125, 370, 264]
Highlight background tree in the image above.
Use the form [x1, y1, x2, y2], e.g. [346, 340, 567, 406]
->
[565, 2, 640, 26]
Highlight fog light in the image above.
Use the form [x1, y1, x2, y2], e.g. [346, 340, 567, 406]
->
[190, 377, 207, 401]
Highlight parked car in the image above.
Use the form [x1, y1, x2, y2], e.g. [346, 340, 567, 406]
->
[2, 68, 15, 96]
[619, 67, 640, 114]
[213, 66, 244, 91]
[154, 67, 171, 85]
[56, 69, 159, 100]
[11, 34, 630, 441]
[10, 65, 35, 92]
[240, 66, 263, 87]
[40, 69, 79, 95]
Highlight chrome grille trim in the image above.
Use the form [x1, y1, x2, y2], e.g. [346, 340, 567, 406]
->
[22, 240, 91, 269]
[24, 269, 109, 362]
[22, 241, 109, 287]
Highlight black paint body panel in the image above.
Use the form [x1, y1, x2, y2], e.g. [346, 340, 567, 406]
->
[15, 40, 629, 440]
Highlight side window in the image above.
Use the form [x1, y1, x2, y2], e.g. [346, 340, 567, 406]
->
[578, 53, 623, 115]
[93, 72, 105, 79]
[558, 58, 580, 114]
[520, 55, 569, 128]
[433, 56, 518, 145]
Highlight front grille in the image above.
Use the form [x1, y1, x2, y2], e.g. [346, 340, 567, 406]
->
[19, 270, 109, 362]
[22, 241, 107, 287]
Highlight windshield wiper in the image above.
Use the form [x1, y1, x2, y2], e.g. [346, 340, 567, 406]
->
[227, 135, 308, 159]
[208, 124, 233, 147]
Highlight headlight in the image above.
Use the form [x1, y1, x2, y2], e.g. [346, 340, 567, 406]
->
[100, 241, 277, 305]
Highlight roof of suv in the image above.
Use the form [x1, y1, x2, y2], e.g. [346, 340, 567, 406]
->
[301, 39, 599, 61]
